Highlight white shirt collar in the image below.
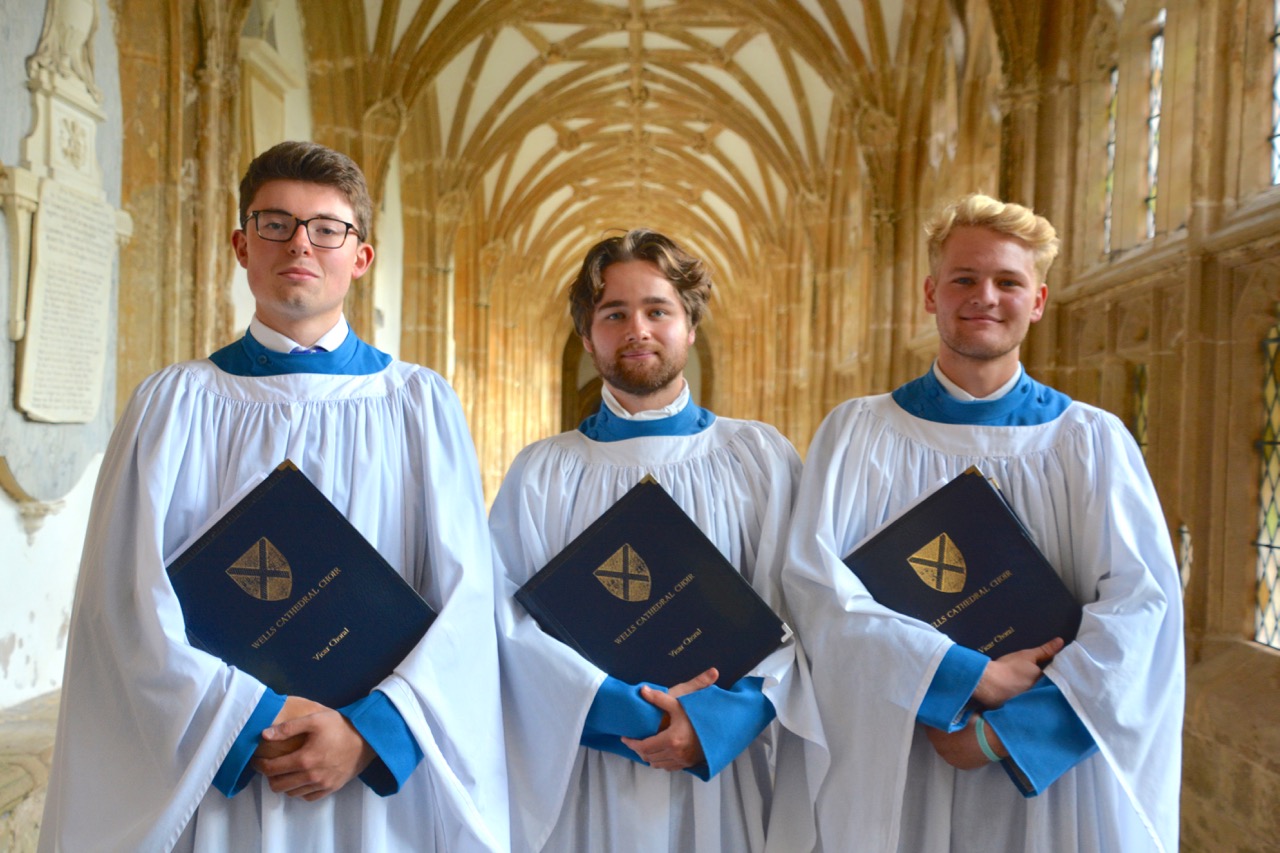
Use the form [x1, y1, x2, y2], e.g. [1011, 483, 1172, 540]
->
[932, 361, 1023, 402]
[249, 315, 350, 354]
[600, 380, 691, 421]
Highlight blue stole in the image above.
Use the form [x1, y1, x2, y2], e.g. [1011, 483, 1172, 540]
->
[209, 329, 392, 377]
[892, 369, 1071, 426]
[578, 399, 716, 441]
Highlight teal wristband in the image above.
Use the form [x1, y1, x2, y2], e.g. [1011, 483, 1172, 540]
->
[974, 716, 1000, 763]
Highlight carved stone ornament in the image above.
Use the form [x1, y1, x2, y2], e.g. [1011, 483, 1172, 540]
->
[0, 0, 133, 517]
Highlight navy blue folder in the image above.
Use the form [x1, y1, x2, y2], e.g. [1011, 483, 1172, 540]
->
[166, 461, 436, 708]
[515, 476, 788, 689]
[842, 466, 1081, 656]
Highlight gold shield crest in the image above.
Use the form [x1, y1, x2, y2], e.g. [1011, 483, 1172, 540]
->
[907, 533, 967, 593]
[226, 537, 293, 601]
[593, 544, 652, 603]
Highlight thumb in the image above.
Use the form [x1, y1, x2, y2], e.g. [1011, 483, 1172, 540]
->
[1035, 636, 1065, 663]
[262, 715, 312, 741]
[639, 685, 680, 714]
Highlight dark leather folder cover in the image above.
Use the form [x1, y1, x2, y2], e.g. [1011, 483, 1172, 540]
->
[515, 477, 787, 689]
[843, 467, 1081, 656]
[167, 460, 436, 707]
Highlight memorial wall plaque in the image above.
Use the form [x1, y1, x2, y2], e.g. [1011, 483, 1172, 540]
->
[15, 179, 116, 423]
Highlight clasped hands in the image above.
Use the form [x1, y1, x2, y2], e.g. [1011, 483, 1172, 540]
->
[620, 667, 718, 773]
[925, 637, 1064, 770]
[250, 695, 376, 801]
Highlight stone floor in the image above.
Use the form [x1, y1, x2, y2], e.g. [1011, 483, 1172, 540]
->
[0, 691, 57, 853]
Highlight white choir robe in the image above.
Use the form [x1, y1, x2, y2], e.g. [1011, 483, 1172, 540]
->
[783, 390, 1184, 853]
[491, 417, 828, 853]
[39, 355, 508, 852]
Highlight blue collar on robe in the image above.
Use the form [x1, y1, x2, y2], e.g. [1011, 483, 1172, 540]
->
[578, 399, 716, 442]
[891, 369, 1071, 426]
[208, 329, 392, 377]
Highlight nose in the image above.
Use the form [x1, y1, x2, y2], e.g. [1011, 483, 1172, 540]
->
[624, 314, 651, 341]
[287, 220, 312, 254]
[970, 279, 999, 305]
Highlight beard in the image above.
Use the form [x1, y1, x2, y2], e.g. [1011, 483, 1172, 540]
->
[593, 346, 687, 400]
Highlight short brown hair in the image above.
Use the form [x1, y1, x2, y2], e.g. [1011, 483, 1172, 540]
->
[569, 229, 713, 338]
[238, 141, 375, 242]
[925, 193, 1060, 281]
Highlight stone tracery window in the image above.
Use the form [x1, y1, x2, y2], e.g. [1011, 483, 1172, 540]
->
[1272, 0, 1280, 184]
[1131, 363, 1149, 457]
[1255, 323, 1280, 649]
[1144, 9, 1166, 239]
[1104, 65, 1119, 254]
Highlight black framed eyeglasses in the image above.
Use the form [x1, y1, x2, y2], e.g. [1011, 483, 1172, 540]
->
[244, 211, 362, 248]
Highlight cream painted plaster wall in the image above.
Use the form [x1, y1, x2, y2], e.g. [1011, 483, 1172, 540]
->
[374, 151, 404, 360]
[0, 457, 100, 708]
[231, 0, 315, 336]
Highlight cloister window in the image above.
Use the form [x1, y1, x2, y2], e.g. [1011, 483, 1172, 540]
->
[1144, 9, 1166, 239]
[1131, 363, 1149, 457]
[1255, 324, 1280, 649]
[1104, 66, 1119, 253]
[1272, 0, 1280, 184]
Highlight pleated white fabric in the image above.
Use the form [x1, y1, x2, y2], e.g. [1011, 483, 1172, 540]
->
[39, 358, 508, 852]
[490, 419, 828, 853]
[784, 393, 1183, 853]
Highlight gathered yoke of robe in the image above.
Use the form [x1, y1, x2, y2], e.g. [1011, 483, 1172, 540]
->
[39, 329, 509, 853]
[491, 399, 827, 853]
[783, 368, 1184, 853]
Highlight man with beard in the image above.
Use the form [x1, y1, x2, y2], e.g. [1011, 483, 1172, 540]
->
[783, 193, 1183, 852]
[490, 229, 827, 853]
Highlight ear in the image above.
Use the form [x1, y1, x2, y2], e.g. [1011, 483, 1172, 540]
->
[923, 276, 938, 315]
[582, 334, 595, 354]
[1030, 282, 1048, 323]
[686, 323, 697, 346]
[232, 229, 250, 269]
[350, 242, 376, 280]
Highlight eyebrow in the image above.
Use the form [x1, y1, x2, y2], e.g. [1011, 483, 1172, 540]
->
[253, 206, 349, 221]
[595, 295, 678, 311]
[948, 265, 1031, 278]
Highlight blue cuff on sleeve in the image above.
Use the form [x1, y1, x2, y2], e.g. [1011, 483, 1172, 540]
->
[679, 676, 775, 781]
[340, 690, 424, 797]
[983, 676, 1098, 796]
[580, 676, 667, 764]
[918, 645, 986, 731]
[212, 689, 287, 797]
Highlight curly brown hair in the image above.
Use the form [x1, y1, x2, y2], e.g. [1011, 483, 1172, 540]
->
[568, 229, 713, 339]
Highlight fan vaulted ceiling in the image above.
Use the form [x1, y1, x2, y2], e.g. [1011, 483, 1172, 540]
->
[303, 0, 933, 300]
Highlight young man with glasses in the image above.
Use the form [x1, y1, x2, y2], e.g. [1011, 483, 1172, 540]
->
[40, 141, 508, 852]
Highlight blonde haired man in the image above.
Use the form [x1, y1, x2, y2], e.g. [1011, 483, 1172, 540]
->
[784, 193, 1184, 852]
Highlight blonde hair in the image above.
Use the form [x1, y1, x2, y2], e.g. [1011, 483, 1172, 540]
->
[925, 193, 1060, 281]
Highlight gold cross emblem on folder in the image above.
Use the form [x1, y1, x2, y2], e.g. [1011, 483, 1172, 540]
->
[593, 544, 652, 603]
[907, 533, 967, 593]
[226, 537, 293, 601]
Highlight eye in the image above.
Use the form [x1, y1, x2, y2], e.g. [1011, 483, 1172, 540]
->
[260, 217, 291, 234]
[313, 220, 344, 237]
